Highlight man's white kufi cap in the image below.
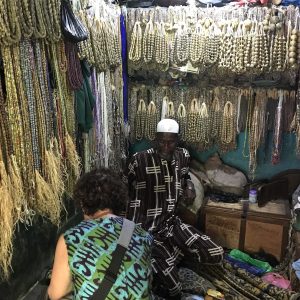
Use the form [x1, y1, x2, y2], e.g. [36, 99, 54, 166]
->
[156, 118, 179, 134]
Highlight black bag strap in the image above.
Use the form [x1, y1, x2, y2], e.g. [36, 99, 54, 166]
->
[90, 219, 135, 300]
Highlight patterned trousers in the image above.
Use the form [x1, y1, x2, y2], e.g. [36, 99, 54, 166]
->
[151, 216, 224, 297]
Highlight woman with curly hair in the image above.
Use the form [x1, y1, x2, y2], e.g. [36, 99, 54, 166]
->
[48, 168, 153, 300]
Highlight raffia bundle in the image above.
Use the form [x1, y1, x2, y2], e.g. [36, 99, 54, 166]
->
[8, 155, 26, 225]
[35, 169, 61, 226]
[0, 160, 14, 280]
[64, 132, 81, 195]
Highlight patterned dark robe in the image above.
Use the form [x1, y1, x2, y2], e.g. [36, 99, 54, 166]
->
[124, 147, 224, 297]
[125, 147, 190, 232]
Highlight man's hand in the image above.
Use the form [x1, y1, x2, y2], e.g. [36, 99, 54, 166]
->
[183, 180, 196, 206]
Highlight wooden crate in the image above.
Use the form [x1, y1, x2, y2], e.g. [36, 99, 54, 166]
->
[203, 199, 291, 262]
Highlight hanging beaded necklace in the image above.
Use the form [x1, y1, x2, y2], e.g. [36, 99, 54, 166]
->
[210, 95, 222, 143]
[1, 45, 27, 171]
[186, 98, 199, 143]
[143, 19, 155, 64]
[19, 0, 33, 38]
[173, 22, 189, 66]
[31, 0, 47, 39]
[34, 40, 53, 140]
[165, 101, 175, 119]
[177, 103, 187, 142]
[2, 0, 21, 45]
[220, 100, 236, 151]
[128, 21, 143, 64]
[154, 22, 169, 70]
[43, 0, 61, 42]
[189, 21, 204, 67]
[145, 101, 159, 141]
[135, 99, 147, 140]
[249, 91, 267, 178]
[197, 101, 210, 148]
[272, 90, 284, 165]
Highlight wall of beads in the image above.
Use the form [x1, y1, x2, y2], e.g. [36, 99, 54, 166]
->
[0, 0, 126, 297]
[0, 0, 84, 283]
[126, 5, 300, 80]
[75, 1, 127, 173]
[126, 4, 300, 180]
[128, 83, 300, 179]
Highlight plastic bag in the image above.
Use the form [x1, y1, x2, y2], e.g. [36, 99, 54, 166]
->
[60, 0, 88, 42]
[262, 272, 291, 290]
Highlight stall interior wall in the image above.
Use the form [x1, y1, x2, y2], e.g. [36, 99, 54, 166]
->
[126, 4, 300, 180]
[131, 133, 300, 180]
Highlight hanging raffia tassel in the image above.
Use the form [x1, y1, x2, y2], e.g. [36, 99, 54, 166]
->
[8, 155, 27, 225]
[0, 160, 14, 280]
[64, 133, 81, 195]
[45, 140, 65, 202]
[35, 170, 61, 226]
[44, 139, 66, 218]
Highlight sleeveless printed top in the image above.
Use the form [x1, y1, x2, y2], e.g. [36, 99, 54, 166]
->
[64, 216, 153, 300]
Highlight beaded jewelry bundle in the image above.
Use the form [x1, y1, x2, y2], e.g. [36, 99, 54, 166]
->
[127, 6, 300, 78]
[129, 84, 298, 167]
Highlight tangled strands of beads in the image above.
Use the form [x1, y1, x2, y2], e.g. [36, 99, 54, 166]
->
[135, 99, 147, 140]
[177, 103, 187, 141]
[65, 40, 83, 90]
[145, 101, 159, 141]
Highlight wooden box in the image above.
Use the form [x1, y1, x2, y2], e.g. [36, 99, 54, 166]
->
[203, 199, 291, 262]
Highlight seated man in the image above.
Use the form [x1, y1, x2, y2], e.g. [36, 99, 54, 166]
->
[124, 119, 224, 300]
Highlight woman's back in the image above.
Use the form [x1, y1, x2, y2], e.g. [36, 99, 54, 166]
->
[64, 216, 153, 300]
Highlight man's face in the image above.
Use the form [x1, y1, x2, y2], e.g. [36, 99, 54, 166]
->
[155, 132, 178, 161]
